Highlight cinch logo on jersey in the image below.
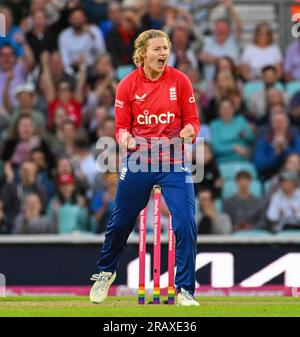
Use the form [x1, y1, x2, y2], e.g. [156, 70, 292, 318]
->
[115, 99, 124, 108]
[137, 110, 175, 125]
[169, 87, 177, 101]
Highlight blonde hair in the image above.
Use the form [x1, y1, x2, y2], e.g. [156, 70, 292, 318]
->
[133, 29, 171, 67]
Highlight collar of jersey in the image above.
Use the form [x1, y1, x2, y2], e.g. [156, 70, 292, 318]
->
[138, 65, 170, 82]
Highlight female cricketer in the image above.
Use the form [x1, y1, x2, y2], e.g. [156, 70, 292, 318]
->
[90, 29, 200, 306]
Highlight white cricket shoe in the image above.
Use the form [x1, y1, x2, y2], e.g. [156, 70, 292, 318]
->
[89, 271, 116, 304]
[177, 288, 200, 306]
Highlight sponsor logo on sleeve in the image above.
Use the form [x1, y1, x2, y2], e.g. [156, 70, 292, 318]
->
[115, 99, 124, 108]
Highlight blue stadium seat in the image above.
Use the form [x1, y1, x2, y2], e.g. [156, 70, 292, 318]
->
[222, 179, 263, 199]
[243, 81, 263, 102]
[276, 230, 300, 236]
[115, 64, 135, 81]
[219, 161, 258, 180]
[286, 81, 300, 99]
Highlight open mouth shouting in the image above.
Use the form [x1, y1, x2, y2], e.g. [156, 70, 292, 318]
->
[158, 57, 166, 68]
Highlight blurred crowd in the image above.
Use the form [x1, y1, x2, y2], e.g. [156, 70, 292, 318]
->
[1, 0, 300, 236]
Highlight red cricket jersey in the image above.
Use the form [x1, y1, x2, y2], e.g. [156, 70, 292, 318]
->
[114, 65, 200, 143]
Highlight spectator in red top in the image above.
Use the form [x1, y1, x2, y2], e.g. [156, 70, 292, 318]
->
[39, 51, 86, 129]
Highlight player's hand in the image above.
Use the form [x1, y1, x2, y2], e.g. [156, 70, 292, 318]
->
[180, 124, 195, 143]
[121, 132, 136, 149]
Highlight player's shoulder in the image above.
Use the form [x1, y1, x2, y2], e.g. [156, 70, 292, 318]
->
[167, 66, 191, 84]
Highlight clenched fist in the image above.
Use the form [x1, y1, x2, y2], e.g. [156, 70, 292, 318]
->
[121, 131, 136, 149]
[180, 124, 195, 143]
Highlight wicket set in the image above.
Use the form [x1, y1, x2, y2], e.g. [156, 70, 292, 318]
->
[138, 185, 176, 305]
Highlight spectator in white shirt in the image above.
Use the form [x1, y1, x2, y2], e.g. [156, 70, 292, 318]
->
[267, 170, 300, 233]
[198, 0, 242, 81]
[58, 6, 106, 74]
[241, 22, 282, 81]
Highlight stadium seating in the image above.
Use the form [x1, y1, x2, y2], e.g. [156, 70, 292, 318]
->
[285, 81, 300, 99]
[222, 179, 263, 199]
[219, 161, 258, 180]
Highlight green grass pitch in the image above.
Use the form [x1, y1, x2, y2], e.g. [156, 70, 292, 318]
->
[0, 296, 300, 317]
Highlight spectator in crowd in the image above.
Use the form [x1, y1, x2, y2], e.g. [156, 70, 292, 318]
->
[106, 7, 141, 68]
[0, 5, 25, 57]
[248, 65, 285, 121]
[204, 70, 237, 122]
[29, 147, 55, 202]
[13, 193, 54, 234]
[95, 116, 116, 140]
[44, 119, 77, 158]
[223, 171, 266, 232]
[86, 53, 118, 120]
[241, 22, 282, 81]
[58, 6, 106, 74]
[141, 0, 166, 31]
[193, 142, 222, 198]
[88, 106, 110, 143]
[1, 160, 47, 232]
[265, 153, 300, 204]
[99, 1, 122, 39]
[210, 99, 254, 163]
[196, 188, 232, 235]
[0, 200, 9, 234]
[267, 170, 300, 233]
[255, 89, 286, 127]
[284, 37, 300, 82]
[1, 114, 53, 171]
[168, 23, 198, 69]
[25, 9, 56, 65]
[288, 90, 300, 129]
[90, 172, 118, 233]
[72, 131, 99, 189]
[48, 173, 89, 234]
[55, 155, 89, 196]
[39, 51, 86, 129]
[0, 44, 34, 111]
[228, 88, 252, 123]
[10, 83, 46, 130]
[255, 110, 300, 180]
[199, 0, 242, 81]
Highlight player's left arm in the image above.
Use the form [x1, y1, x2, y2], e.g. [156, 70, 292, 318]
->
[178, 73, 200, 143]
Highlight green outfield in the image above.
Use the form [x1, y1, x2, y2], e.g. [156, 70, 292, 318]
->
[0, 296, 300, 317]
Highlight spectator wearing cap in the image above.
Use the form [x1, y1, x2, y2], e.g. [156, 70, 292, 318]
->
[254, 110, 300, 180]
[199, 0, 242, 81]
[0, 44, 34, 112]
[267, 170, 300, 233]
[13, 193, 54, 234]
[223, 171, 266, 232]
[39, 51, 86, 129]
[48, 173, 89, 234]
[10, 83, 46, 130]
[196, 188, 232, 235]
[1, 160, 48, 232]
[265, 153, 300, 204]
[58, 6, 106, 73]
[241, 22, 282, 81]
[284, 38, 300, 82]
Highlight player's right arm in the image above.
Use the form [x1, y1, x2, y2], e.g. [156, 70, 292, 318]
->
[114, 79, 136, 149]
